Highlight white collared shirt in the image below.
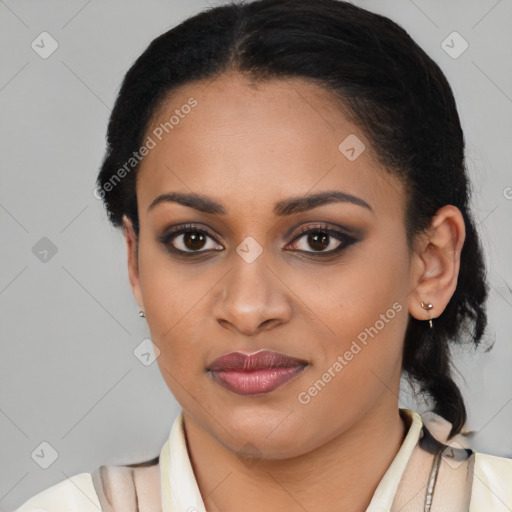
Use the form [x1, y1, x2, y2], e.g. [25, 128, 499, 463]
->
[14, 409, 512, 511]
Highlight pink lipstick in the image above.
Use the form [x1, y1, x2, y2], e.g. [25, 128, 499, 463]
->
[207, 350, 308, 395]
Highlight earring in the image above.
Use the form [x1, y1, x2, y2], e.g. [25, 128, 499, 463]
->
[139, 310, 146, 318]
[420, 301, 433, 328]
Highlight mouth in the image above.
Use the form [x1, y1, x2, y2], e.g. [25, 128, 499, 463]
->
[206, 350, 309, 396]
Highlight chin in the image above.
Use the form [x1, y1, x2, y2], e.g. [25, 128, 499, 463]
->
[216, 408, 316, 460]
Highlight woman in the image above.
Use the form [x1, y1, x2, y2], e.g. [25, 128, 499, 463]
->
[14, 0, 512, 510]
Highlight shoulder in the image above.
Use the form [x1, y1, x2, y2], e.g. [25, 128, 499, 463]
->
[14, 472, 101, 512]
[13, 456, 161, 512]
[91, 456, 161, 511]
[14, 455, 161, 512]
[470, 452, 512, 511]
[417, 410, 512, 510]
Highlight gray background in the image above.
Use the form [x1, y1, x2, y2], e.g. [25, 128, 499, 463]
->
[1, 0, 511, 509]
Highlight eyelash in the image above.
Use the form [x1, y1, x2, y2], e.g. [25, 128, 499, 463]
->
[158, 223, 358, 258]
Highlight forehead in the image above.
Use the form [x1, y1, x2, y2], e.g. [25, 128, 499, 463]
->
[136, 72, 406, 220]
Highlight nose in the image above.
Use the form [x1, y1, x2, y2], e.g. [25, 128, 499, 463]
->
[211, 254, 292, 336]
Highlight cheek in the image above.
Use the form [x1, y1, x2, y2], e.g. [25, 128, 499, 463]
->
[296, 237, 410, 394]
[137, 243, 209, 374]
[294, 298, 408, 441]
[293, 234, 409, 340]
[138, 237, 204, 330]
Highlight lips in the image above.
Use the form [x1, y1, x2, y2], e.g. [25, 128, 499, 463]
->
[208, 350, 308, 371]
[207, 350, 308, 395]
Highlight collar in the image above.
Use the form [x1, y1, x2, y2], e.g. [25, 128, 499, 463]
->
[159, 408, 424, 512]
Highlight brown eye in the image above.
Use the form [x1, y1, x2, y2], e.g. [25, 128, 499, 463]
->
[182, 231, 207, 251]
[306, 232, 330, 252]
[159, 225, 223, 254]
[287, 225, 357, 256]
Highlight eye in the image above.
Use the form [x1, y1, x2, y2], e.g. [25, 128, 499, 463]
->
[286, 224, 357, 256]
[158, 222, 358, 258]
[159, 224, 223, 254]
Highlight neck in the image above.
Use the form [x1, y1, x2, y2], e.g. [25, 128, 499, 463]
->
[182, 400, 408, 512]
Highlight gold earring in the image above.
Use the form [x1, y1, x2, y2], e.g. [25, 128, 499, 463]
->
[139, 310, 146, 318]
[420, 301, 433, 328]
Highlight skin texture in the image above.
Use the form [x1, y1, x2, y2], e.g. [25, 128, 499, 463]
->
[122, 72, 466, 511]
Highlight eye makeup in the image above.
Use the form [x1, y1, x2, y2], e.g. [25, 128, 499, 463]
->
[157, 221, 362, 260]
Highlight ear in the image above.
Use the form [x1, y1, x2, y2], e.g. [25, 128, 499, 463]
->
[122, 215, 144, 313]
[408, 205, 466, 322]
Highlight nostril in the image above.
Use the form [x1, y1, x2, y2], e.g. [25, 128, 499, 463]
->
[260, 319, 280, 331]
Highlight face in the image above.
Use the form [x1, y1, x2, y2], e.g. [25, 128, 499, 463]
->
[125, 72, 417, 459]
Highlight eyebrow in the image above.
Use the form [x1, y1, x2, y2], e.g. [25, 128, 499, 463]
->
[147, 190, 374, 216]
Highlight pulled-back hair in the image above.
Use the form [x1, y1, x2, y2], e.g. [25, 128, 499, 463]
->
[97, 0, 489, 437]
